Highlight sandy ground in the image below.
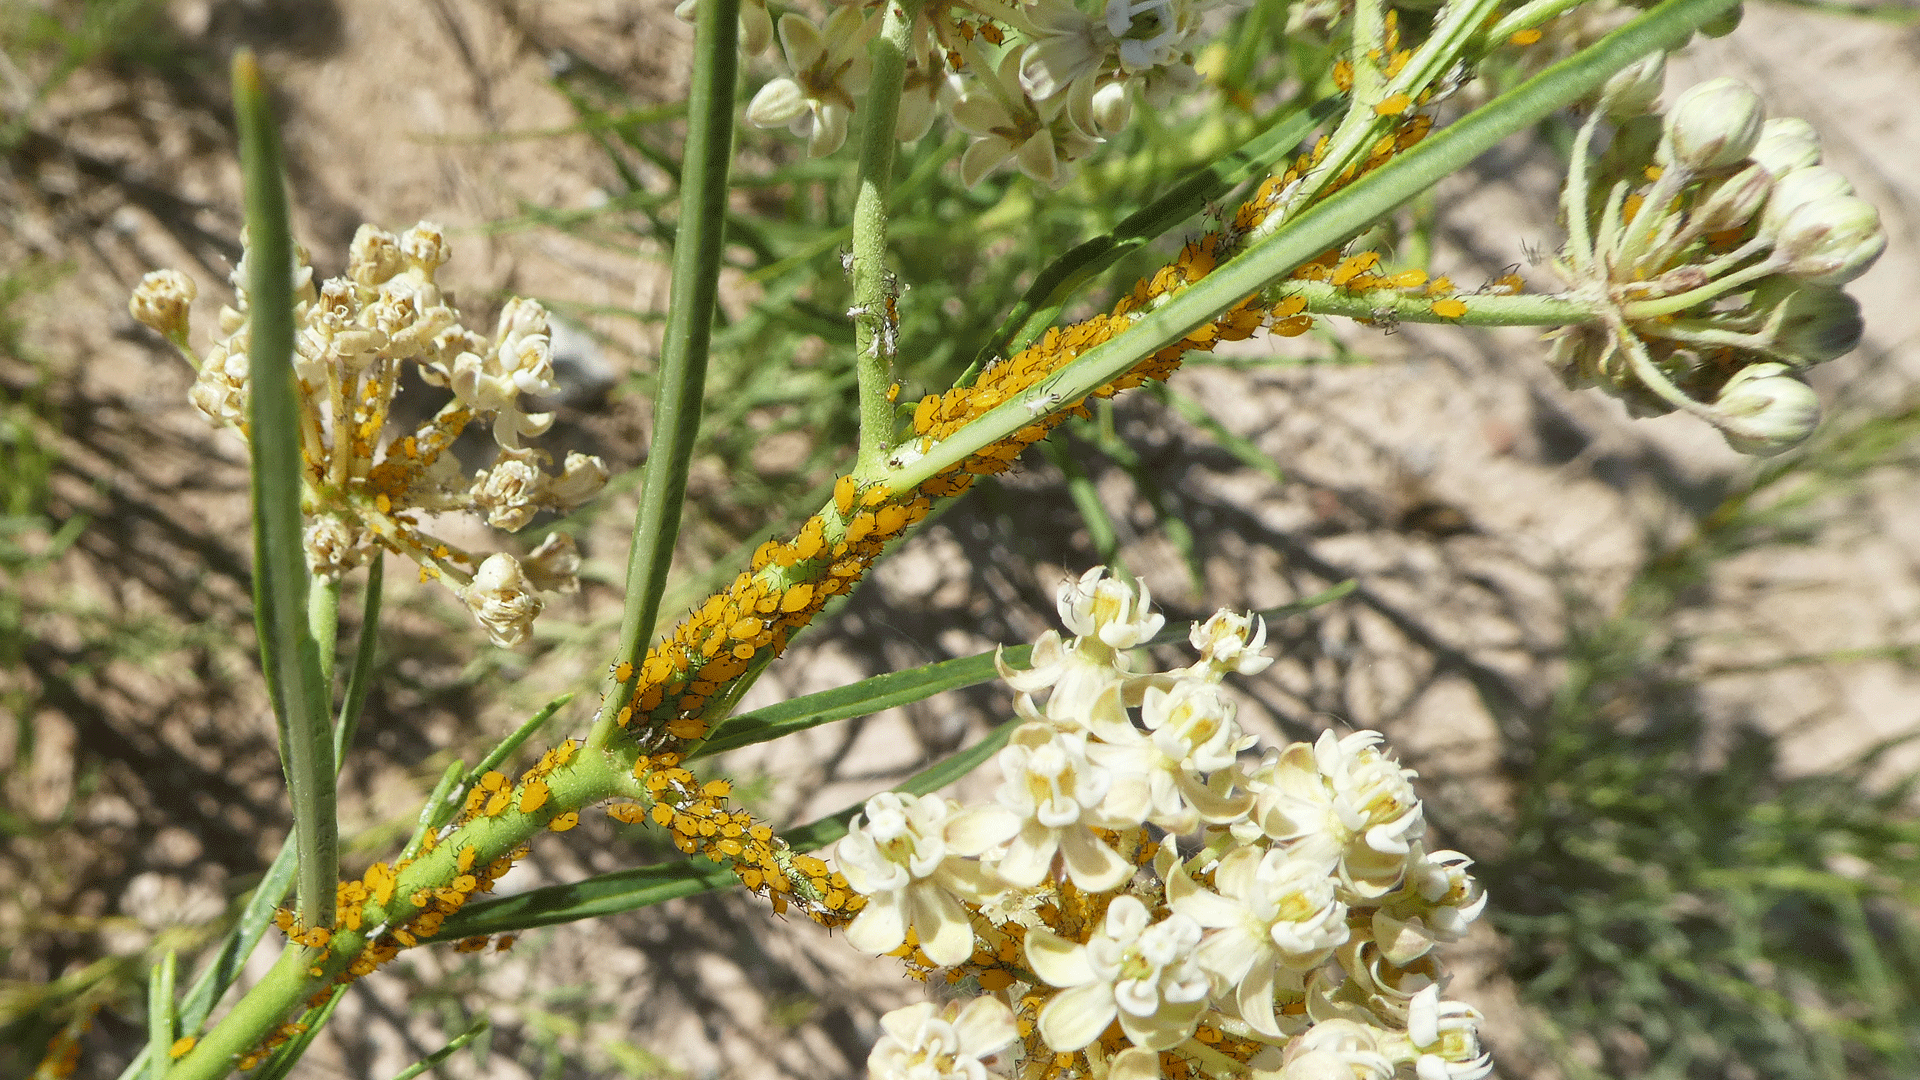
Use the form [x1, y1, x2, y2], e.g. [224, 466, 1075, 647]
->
[4, 2, 1919, 1078]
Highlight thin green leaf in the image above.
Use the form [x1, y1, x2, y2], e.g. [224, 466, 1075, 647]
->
[463, 694, 572, 790]
[692, 646, 1030, 761]
[403, 759, 470, 863]
[1043, 439, 1125, 571]
[234, 50, 336, 929]
[248, 985, 343, 1080]
[592, 0, 741, 748]
[388, 1016, 490, 1080]
[145, 949, 177, 1080]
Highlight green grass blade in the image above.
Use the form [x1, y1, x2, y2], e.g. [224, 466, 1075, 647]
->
[234, 50, 336, 928]
[388, 1016, 490, 1080]
[144, 950, 177, 1080]
[593, 0, 740, 746]
[889, 0, 1738, 495]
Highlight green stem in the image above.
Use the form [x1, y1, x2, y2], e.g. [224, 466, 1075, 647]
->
[167, 747, 636, 1080]
[887, 0, 1740, 495]
[1284, 281, 1597, 326]
[233, 51, 335, 931]
[850, 0, 919, 474]
[590, 0, 740, 751]
[1621, 256, 1778, 319]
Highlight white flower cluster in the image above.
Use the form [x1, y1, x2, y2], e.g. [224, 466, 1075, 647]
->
[695, 0, 1224, 187]
[130, 222, 608, 647]
[1551, 62, 1885, 456]
[837, 568, 1491, 1080]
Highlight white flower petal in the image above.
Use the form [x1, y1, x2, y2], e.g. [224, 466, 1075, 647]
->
[1038, 980, 1118, 1052]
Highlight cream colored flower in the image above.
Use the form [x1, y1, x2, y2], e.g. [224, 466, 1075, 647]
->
[1091, 678, 1252, 833]
[1246, 730, 1426, 899]
[867, 998, 1018, 1080]
[952, 49, 1098, 188]
[1167, 845, 1348, 1037]
[835, 791, 1017, 967]
[995, 565, 1167, 734]
[1187, 609, 1274, 679]
[993, 722, 1132, 891]
[1025, 895, 1209, 1052]
[1368, 846, 1486, 966]
[746, 7, 873, 158]
[1274, 1019, 1395, 1080]
[1395, 986, 1492, 1080]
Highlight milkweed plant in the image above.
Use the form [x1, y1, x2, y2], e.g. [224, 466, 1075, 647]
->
[75, 0, 1887, 1076]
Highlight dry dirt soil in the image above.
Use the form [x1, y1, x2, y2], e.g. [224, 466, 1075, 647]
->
[4, 2, 1920, 1079]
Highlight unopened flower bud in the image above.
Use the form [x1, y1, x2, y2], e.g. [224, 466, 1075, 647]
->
[1690, 163, 1772, 234]
[1775, 194, 1886, 286]
[1759, 165, 1853, 237]
[1749, 117, 1820, 178]
[1090, 81, 1133, 136]
[1659, 77, 1765, 174]
[1715, 362, 1819, 455]
[1599, 52, 1664, 120]
[1749, 278, 1864, 366]
[131, 270, 197, 343]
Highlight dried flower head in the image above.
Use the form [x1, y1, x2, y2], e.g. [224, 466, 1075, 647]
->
[131, 221, 609, 646]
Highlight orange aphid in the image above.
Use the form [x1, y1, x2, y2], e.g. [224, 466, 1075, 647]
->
[1430, 298, 1469, 319]
[834, 475, 857, 515]
[549, 811, 579, 832]
[1510, 28, 1544, 46]
[519, 778, 551, 814]
[457, 846, 477, 874]
[1271, 295, 1308, 319]
[1374, 92, 1412, 116]
[613, 660, 634, 682]
[1386, 269, 1429, 289]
